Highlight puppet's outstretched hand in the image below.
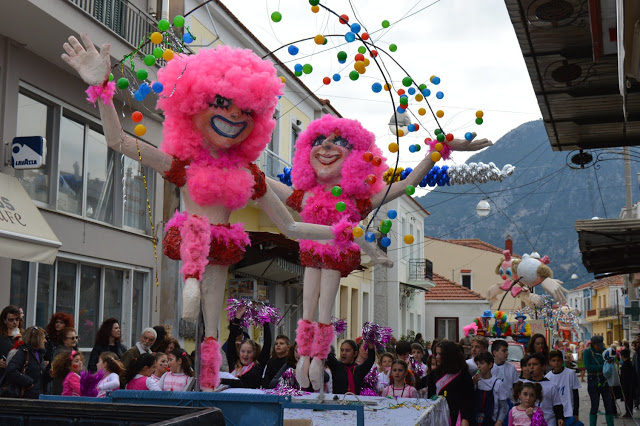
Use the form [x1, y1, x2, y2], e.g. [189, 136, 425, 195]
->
[62, 34, 111, 86]
[447, 132, 493, 152]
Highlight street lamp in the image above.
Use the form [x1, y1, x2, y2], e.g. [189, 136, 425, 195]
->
[476, 199, 491, 217]
[571, 273, 578, 280]
[388, 112, 411, 136]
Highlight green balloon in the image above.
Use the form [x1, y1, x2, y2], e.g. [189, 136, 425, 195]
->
[116, 78, 129, 90]
[136, 69, 148, 80]
[437, 133, 445, 142]
[434, 128, 442, 135]
[382, 20, 390, 28]
[158, 19, 170, 32]
[389, 44, 397, 52]
[295, 70, 302, 77]
[336, 201, 347, 212]
[108, 73, 114, 82]
[418, 83, 427, 91]
[144, 55, 156, 66]
[399, 97, 408, 106]
[476, 117, 484, 125]
[349, 70, 360, 81]
[271, 11, 282, 22]
[323, 38, 328, 45]
[302, 64, 313, 74]
[358, 46, 366, 54]
[402, 77, 412, 87]
[337, 51, 347, 61]
[173, 15, 185, 27]
[153, 47, 164, 59]
[405, 185, 416, 196]
[415, 144, 421, 152]
[331, 186, 342, 197]
[382, 219, 392, 229]
[309, 0, 320, 5]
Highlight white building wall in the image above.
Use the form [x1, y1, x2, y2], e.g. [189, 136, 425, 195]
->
[424, 300, 491, 342]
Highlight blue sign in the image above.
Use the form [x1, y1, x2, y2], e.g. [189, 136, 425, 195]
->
[12, 136, 46, 169]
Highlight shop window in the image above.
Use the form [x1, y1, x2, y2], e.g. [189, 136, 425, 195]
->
[435, 317, 459, 341]
[10, 260, 29, 311]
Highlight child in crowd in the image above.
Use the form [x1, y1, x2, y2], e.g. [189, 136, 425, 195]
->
[395, 340, 411, 363]
[96, 351, 124, 397]
[467, 336, 489, 375]
[520, 355, 531, 380]
[411, 343, 428, 375]
[156, 349, 194, 391]
[377, 352, 395, 393]
[492, 340, 519, 423]
[620, 348, 636, 418]
[151, 352, 168, 384]
[380, 360, 419, 399]
[523, 353, 564, 426]
[545, 350, 580, 424]
[262, 334, 290, 388]
[52, 350, 84, 396]
[473, 352, 508, 426]
[124, 353, 160, 390]
[326, 340, 376, 394]
[509, 381, 547, 426]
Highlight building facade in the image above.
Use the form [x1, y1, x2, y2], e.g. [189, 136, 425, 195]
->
[575, 276, 626, 345]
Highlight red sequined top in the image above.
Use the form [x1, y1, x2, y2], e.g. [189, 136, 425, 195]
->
[286, 189, 373, 219]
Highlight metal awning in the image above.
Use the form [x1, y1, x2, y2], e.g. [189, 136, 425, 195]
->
[0, 174, 61, 264]
[575, 218, 640, 277]
[504, 0, 640, 151]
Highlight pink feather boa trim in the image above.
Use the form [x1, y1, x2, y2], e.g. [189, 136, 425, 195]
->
[427, 139, 451, 160]
[85, 81, 116, 106]
[331, 217, 356, 251]
[200, 337, 222, 389]
[165, 210, 250, 249]
[311, 322, 334, 360]
[296, 318, 315, 357]
[179, 214, 211, 279]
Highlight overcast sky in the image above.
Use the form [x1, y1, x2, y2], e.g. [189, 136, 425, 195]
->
[221, 0, 542, 195]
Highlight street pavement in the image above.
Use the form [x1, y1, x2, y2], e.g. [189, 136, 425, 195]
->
[575, 379, 640, 425]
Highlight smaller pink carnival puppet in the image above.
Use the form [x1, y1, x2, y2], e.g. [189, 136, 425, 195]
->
[62, 34, 341, 390]
[269, 115, 491, 390]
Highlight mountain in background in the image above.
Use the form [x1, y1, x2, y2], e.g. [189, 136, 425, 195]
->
[415, 119, 640, 289]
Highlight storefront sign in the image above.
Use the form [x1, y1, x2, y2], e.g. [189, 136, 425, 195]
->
[11, 136, 46, 169]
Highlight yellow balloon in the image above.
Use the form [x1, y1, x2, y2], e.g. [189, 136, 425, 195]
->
[314, 34, 325, 45]
[364, 58, 370, 67]
[476, 110, 484, 118]
[354, 61, 365, 73]
[431, 151, 442, 162]
[418, 108, 426, 116]
[163, 49, 174, 61]
[434, 142, 443, 152]
[311, 5, 320, 13]
[280, 76, 286, 84]
[415, 94, 424, 102]
[352, 227, 364, 238]
[430, 75, 436, 82]
[436, 110, 444, 118]
[397, 129, 405, 137]
[134, 124, 147, 136]
[404, 234, 414, 244]
[388, 142, 399, 153]
[384, 84, 390, 91]
[150, 32, 163, 44]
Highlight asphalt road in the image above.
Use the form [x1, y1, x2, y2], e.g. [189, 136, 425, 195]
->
[575, 378, 640, 425]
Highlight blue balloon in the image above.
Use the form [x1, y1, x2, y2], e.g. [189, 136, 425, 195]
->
[134, 90, 145, 102]
[465, 132, 474, 141]
[432, 76, 441, 85]
[139, 83, 151, 95]
[338, 59, 346, 64]
[409, 145, 417, 153]
[387, 209, 397, 219]
[400, 94, 408, 100]
[372, 82, 382, 93]
[152, 82, 164, 93]
[345, 32, 356, 42]
[380, 237, 391, 247]
[333, 74, 341, 82]
[422, 88, 431, 97]
[294, 63, 303, 72]
[408, 87, 416, 95]
[396, 106, 405, 113]
[436, 91, 444, 99]
[288, 45, 299, 55]
[182, 33, 193, 44]
[351, 23, 361, 33]
[365, 232, 376, 243]
[408, 124, 416, 132]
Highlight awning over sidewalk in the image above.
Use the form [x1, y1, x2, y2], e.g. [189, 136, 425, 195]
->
[0, 173, 61, 264]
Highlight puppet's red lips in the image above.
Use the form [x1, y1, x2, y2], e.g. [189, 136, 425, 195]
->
[315, 153, 341, 165]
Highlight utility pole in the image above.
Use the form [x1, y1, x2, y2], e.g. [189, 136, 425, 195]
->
[624, 147, 633, 216]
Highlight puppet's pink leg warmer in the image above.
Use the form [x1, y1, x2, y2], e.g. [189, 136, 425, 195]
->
[311, 322, 334, 360]
[296, 319, 315, 356]
[200, 337, 222, 389]
[179, 214, 211, 281]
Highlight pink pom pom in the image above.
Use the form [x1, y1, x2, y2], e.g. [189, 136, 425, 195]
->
[85, 81, 116, 106]
[426, 139, 451, 160]
[331, 217, 356, 251]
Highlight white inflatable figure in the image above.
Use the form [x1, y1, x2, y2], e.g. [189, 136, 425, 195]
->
[514, 253, 567, 303]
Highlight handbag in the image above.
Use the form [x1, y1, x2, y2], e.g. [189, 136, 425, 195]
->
[0, 347, 30, 398]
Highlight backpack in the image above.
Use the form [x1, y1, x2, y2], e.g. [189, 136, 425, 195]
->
[474, 378, 497, 426]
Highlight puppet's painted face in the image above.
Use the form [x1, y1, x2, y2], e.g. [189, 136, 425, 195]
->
[191, 95, 254, 152]
[498, 259, 515, 281]
[309, 131, 352, 185]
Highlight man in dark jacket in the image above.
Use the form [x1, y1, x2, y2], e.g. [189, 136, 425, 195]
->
[621, 348, 637, 418]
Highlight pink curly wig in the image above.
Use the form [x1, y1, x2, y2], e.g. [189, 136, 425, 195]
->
[463, 323, 478, 337]
[292, 115, 387, 198]
[157, 45, 283, 168]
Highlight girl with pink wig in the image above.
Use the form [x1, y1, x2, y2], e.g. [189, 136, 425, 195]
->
[268, 115, 491, 390]
[62, 34, 342, 390]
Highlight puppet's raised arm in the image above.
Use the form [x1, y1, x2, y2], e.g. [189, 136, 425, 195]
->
[62, 34, 172, 175]
[370, 134, 492, 206]
[266, 177, 295, 204]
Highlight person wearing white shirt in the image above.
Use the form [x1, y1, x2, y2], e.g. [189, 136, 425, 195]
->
[523, 352, 565, 426]
[546, 350, 580, 424]
[473, 352, 508, 425]
[467, 336, 489, 376]
[491, 340, 519, 423]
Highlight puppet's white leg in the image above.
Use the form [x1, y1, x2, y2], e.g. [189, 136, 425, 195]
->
[199, 265, 228, 390]
[310, 269, 341, 391]
[296, 267, 322, 388]
[183, 278, 201, 321]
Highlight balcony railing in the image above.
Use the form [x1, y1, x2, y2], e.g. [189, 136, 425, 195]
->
[408, 259, 433, 281]
[599, 307, 620, 318]
[69, 0, 158, 56]
[256, 148, 292, 180]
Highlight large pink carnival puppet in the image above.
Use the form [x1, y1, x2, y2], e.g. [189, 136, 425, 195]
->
[269, 115, 491, 390]
[61, 34, 347, 390]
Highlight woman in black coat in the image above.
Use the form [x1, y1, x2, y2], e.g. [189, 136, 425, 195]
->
[326, 339, 375, 394]
[87, 318, 126, 372]
[0, 305, 24, 374]
[5, 326, 50, 399]
[426, 341, 474, 426]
